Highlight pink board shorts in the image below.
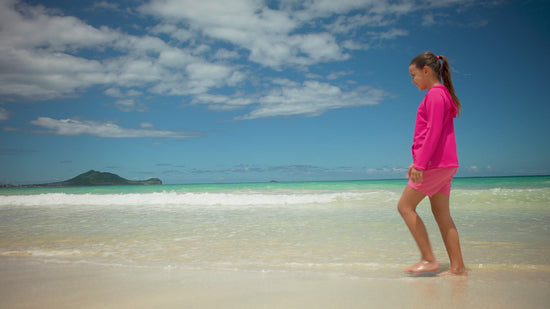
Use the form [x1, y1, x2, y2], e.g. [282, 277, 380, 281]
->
[408, 168, 458, 197]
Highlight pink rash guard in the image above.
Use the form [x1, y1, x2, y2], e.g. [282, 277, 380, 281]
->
[412, 84, 459, 171]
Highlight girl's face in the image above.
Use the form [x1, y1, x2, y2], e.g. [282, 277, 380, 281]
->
[409, 64, 431, 91]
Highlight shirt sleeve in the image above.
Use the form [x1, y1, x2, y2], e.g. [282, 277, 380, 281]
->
[413, 91, 447, 171]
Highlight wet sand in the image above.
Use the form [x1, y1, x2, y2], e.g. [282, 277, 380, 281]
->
[1, 257, 549, 309]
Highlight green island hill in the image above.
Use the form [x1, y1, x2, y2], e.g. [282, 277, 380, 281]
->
[1, 170, 162, 187]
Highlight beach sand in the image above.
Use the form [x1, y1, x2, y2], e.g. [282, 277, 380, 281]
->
[1, 257, 548, 309]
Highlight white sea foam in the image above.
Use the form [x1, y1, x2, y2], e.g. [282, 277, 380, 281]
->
[1, 187, 548, 208]
[0, 249, 82, 257]
[0, 190, 375, 207]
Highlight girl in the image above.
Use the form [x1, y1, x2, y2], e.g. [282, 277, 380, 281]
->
[397, 51, 467, 276]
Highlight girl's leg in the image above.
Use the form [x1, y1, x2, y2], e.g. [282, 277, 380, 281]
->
[429, 193, 467, 276]
[397, 185, 440, 273]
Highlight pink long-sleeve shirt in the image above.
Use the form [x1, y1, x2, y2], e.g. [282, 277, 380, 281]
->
[412, 85, 459, 171]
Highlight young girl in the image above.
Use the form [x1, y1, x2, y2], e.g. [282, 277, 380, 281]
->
[397, 51, 467, 276]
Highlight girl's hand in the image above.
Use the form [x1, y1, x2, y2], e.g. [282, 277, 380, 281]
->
[407, 164, 423, 183]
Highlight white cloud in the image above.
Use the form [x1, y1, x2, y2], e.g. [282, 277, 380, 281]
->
[92, 1, 121, 11]
[237, 81, 387, 120]
[0, 0, 245, 101]
[30, 117, 198, 138]
[141, 0, 350, 68]
[114, 99, 148, 112]
[294, 0, 415, 23]
[150, 23, 194, 42]
[104, 87, 123, 98]
[245, 33, 348, 68]
[366, 166, 407, 175]
[329, 13, 394, 34]
[0, 0, 119, 51]
[0, 48, 108, 100]
[425, 0, 476, 8]
[0, 1, 113, 99]
[341, 40, 371, 51]
[213, 49, 241, 60]
[140, 122, 155, 129]
[298, 0, 377, 17]
[0, 0, 492, 122]
[270, 78, 301, 87]
[145, 60, 239, 96]
[186, 62, 232, 83]
[293, 33, 348, 63]
[373, 28, 408, 40]
[0, 107, 9, 120]
[422, 13, 436, 26]
[327, 70, 354, 80]
[139, 0, 426, 68]
[141, 0, 296, 35]
[192, 93, 255, 111]
[190, 79, 386, 119]
[104, 87, 142, 98]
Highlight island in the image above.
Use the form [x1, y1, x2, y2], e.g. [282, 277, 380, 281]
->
[1, 170, 162, 187]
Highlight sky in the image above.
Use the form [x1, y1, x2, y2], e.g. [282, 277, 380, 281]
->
[0, 0, 549, 184]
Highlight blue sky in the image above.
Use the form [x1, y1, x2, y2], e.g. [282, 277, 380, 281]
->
[0, 0, 549, 184]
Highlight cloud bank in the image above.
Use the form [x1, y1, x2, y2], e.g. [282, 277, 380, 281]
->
[0, 0, 484, 126]
[30, 117, 198, 138]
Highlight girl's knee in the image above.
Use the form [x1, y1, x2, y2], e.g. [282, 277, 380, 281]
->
[397, 201, 413, 216]
[397, 203, 405, 215]
[398, 186, 425, 216]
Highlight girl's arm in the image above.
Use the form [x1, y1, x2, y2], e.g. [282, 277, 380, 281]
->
[413, 91, 447, 171]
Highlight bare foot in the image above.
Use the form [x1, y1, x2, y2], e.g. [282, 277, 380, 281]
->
[403, 260, 440, 273]
[437, 268, 468, 276]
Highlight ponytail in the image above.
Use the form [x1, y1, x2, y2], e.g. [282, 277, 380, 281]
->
[410, 52, 462, 117]
[438, 55, 462, 117]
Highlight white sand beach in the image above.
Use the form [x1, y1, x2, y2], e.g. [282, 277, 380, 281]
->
[1, 257, 548, 309]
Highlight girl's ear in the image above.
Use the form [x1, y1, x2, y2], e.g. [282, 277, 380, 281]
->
[423, 65, 431, 75]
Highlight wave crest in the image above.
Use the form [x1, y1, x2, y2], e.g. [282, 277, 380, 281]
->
[0, 191, 374, 207]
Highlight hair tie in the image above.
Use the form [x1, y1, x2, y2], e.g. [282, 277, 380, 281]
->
[437, 55, 441, 60]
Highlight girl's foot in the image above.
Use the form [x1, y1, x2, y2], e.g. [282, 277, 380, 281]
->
[437, 268, 468, 276]
[403, 260, 440, 273]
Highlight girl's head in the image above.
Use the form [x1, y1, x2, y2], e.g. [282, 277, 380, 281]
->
[409, 51, 462, 116]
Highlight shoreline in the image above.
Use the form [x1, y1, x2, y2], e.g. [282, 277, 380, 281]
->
[1, 257, 548, 309]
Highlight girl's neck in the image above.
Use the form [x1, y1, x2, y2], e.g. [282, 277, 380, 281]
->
[427, 81, 442, 90]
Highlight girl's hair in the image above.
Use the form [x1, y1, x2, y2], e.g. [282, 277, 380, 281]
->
[410, 51, 462, 116]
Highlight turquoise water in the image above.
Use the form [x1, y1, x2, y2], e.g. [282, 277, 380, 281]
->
[1, 175, 549, 195]
[0, 176, 549, 275]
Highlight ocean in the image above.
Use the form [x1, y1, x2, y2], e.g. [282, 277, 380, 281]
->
[1, 175, 549, 276]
